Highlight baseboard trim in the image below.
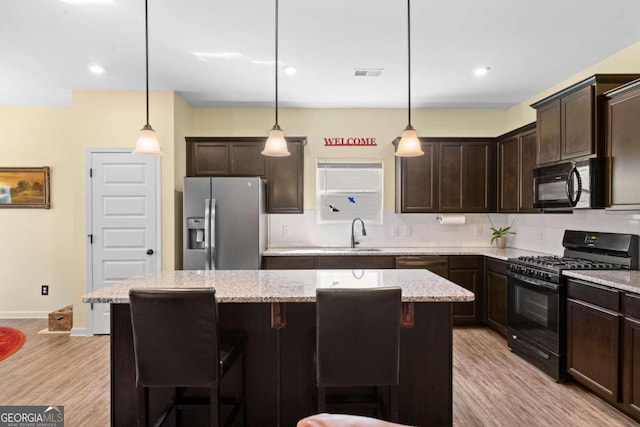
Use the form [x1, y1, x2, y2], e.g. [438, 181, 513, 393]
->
[0, 311, 48, 319]
[70, 327, 91, 337]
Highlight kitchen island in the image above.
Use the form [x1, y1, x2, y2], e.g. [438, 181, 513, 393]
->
[83, 269, 473, 426]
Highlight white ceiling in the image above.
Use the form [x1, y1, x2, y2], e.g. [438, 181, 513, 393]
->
[2, 0, 640, 109]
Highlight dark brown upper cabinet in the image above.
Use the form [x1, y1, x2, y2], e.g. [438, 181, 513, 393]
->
[497, 123, 539, 213]
[186, 136, 307, 214]
[603, 79, 640, 210]
[394, 138, 496, 213]
[531, 74, 640, 166]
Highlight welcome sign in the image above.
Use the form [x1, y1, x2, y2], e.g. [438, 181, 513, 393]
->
[323, 137, 377, 146]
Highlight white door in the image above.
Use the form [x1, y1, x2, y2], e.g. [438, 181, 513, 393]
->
[86, 150, 161, 334]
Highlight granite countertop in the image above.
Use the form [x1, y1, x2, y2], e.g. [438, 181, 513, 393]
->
[82, 269, 474, 304]
[263, 247, 550, 261]
[563, 270, 640, 295]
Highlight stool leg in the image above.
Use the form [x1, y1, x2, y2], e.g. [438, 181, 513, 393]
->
[137, 386, 149, 427]
[210, 386, 220, 427]
[389, 385, 399, 422]
[317, 387, 326, 412]
[242, 349, 247, 426]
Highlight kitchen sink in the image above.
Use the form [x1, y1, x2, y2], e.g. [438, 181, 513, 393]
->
[349, 248, 382, 252]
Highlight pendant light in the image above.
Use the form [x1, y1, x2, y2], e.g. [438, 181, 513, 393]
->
[133, 0, 162, 156]
[262, 0, 290, 157]
[395, 0, 424, 157]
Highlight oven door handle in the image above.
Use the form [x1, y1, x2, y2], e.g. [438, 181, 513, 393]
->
[507, 271, 560, 292]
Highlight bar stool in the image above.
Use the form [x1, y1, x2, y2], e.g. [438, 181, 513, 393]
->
[129, 288, 245, 427]
[297, 413, 411, 427]
[315, 287, 402, 422]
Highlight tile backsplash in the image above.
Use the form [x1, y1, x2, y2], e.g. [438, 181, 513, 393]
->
[269, 209, 640, 255]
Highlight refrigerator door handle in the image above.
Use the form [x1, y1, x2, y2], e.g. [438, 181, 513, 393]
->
[205, 198, 211, 270]
[210, 198, 217, 270]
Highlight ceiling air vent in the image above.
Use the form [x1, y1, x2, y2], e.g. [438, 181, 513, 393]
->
[354, 68, 384, 77]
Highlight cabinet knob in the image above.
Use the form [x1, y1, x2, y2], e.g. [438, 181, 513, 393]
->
[146, 249, 154, 255]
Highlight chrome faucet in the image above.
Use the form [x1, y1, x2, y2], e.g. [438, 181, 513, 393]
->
[351, 217, 367, 248]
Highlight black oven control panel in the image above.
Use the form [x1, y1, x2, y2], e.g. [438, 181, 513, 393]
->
[507, 263, 558, 283]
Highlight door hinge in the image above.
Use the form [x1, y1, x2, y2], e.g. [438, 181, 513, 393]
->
[88, 234, 93, 244]
[89, 168, 93, 178]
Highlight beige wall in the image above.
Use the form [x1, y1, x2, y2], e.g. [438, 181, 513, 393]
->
[190, 108, 507, 210]
[2, 39, 640, 330]
[0, 91, 178, 331]
[507, 40, 640, 130]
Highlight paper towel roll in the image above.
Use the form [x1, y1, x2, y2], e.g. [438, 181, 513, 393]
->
[438, 213, 466, 225]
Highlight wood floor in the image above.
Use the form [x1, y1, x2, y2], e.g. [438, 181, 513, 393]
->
[0, 319, 637, 426]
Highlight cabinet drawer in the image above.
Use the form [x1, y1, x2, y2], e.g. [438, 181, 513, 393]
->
[567, 279, 621, 312]
[625, 293, 640, 321]
[316, 255, 396, 269]
[449, 255, 481, 269]
[485, 258, 508, 275]
[262, 256, 316, 270]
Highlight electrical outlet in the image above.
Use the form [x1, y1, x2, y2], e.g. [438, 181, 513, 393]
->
[475, 225, 483, 236]
[404, 225, 412, 237]
[392, 225, 400, 237]
[41, 285, 49, 296]
[537, 228, 543, 240]
[282, 225, 289, 237]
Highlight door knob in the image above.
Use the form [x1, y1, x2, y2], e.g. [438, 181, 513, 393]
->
[146, 249, 154, 255]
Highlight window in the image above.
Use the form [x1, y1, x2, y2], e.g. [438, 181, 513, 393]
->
[316, 159, 383, 224]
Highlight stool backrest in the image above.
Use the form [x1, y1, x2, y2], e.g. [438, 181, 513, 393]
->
[129, 288, 221, 387]
[316, 287, 401, 387]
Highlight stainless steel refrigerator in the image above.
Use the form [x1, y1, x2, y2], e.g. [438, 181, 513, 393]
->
[183, 177, 267, 270]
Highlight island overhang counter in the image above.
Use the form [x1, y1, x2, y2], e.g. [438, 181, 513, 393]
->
[83, 269, 474, 427]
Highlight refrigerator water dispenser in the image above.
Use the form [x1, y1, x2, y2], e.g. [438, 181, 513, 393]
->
[187, 217, 205, 249]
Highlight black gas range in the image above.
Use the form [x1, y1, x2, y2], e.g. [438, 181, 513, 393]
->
[506, 230, 639, 382]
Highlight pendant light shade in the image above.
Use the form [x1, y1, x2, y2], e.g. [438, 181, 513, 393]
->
[133, 124, 162, 156]
[262, 0, 290, 157]
[395, 0, 424, 157]
[133, 0, 162, 156]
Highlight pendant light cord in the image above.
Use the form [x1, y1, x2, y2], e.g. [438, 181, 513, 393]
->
[275, 0, 279, 127]
[145, 0, 150, 126]
[407, 0, 411, 127]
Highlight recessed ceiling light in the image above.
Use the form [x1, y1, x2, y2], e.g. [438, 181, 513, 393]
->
[89, 65, 106, 75]
[284, 66, 297, 76]
[473, 66, 491, 76]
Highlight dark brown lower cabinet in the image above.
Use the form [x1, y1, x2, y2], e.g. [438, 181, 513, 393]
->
[449, 256, 483, 325]
[261, 256, 316, 269]
[623, 293, 640, 419]
[566, 279, 622, 405]
[315, 256, 395, 269]
[484, 258, 508, 336]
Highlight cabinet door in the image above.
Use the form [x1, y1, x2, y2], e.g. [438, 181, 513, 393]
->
[439, 143, 464, 211]
[519, 130, 538, 212]
[499, 136, 519, 212]
[536, 99, 561, 165]
[230, 143, 265, 176]
[266, 140, 304, 213]
[450, 256, 483, 325]
[398, 142, 438, 212]
[561, 85, 594, 160]
[607, 86, 640, 209]
[463, 142, 496, 212]
[623, 317, 640, 419]
[485, 271, 508, 336]
[187, 142, 229, 176]
[567, 298, 620, 403]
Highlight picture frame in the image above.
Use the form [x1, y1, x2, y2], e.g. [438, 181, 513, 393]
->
[0, 167, 50, 209]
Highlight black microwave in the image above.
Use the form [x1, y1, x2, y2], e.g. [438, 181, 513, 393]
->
[533, 158, 605, 211]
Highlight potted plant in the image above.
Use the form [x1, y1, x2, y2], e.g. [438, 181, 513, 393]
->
[489, 218, 516, 249]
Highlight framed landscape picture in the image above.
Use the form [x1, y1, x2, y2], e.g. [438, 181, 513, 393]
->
[0, 167, 50, 209]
